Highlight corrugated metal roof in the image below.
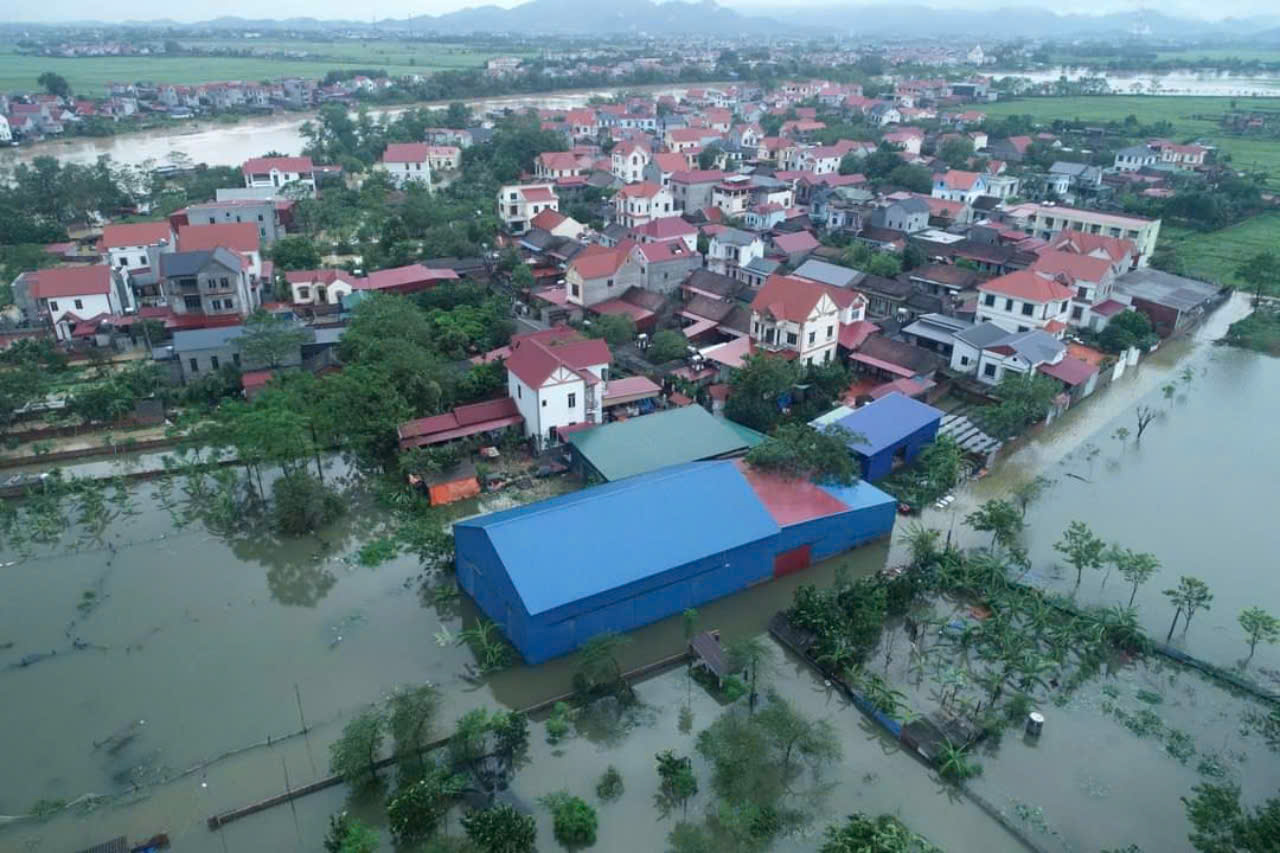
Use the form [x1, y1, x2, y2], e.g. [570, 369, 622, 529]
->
[828, 392, 943, 457]
[569, 406, 751, 481]
[455, 461, 780, 615]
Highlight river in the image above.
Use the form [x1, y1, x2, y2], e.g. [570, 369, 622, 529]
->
[994, 66, 1280, 97]
[0, 84, 714, 171]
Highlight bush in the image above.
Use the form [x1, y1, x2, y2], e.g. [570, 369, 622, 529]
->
[546, 701, 571, 744]
[647, 329, 689, 363]
[272, 470, 345, 535]
[596, 766, 624, 802]
[541, 792, 598, 847]
[720, 675, 747, 702]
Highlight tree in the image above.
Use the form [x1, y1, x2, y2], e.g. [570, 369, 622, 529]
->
[984, 372, 1060, 439]
[727, 636, 773, 713]
[328, 709, 386, 790]
[698, 145, 723, 170]
[964, 498, 1024, 550]
[1011, 475, 1053, 518]
[886, 164, 932, 194]
[587, 314, 634, 347]
[1116, 549, 1161, 608]
[1182, 782, 1280, 852]
[724, 352, 800, 433]
[1235, 251, 1280, 301]
[461, 805, 537, 853]
[1097, 310, 1155, 353]
[511, 262, 534, 291]
[648, 329, 689, 363]
[939, 137, 976, 169]
[387, 768, 463, 845]
[1135, 404, 1160, 440]
[820, 812, 935, 853]
[1239, 607, 1279, 662]
[902, 243, 926, 272]
[574, 632, 631, 697]
[273, 470, 344, 535]
[540, 791, 598, 848]
[1054, 520, 1107, 586]
[1163, 575, 1213, 640]
[744, 423, 862, 486]
[270, 235, 322, 271]
[838, 154, 863, 175]
[38, 71, 71, 98]
[388, 684, 441, 768]
[655, 750, 699, 818]
[237, 308, 311, 369]
[324, 812, 380, 853]
[754, 690, 840, 779]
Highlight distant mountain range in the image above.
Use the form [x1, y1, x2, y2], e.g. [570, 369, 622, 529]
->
[65, 2, 1280, 40]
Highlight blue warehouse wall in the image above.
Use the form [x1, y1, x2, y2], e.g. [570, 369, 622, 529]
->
[860, 420, 941, 481]
[524, 536, 777, 664]
[454, 525, 532, 656]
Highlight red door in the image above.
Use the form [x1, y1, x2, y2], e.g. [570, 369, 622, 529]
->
[773, 545, 812, 578]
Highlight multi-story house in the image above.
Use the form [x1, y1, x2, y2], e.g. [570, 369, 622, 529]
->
[1030, 249, 1121, 330]
[425, 145, 461, 171]
[869, 197, 930, 233]
[565, 244, 641, 308]
[611, 140, 651, 183]
[932, 169, 988, 204]
[707, 228, 764, 277]
[748, 274, 841, 367]
[631, 216, 698, 252]
[1149, 140, 1208, 167]
[1001, 203, 1161, 266]
[535, 151, 592, 181]
[24, 265, 125, 341]
[565, 108, 599, 140]
[643, 152, 692, 187]
[378, 143, 433, 187]
[1113, 145, 1159, 172]
[497, 183, 559, 235]
[98, 221, 174, 276]
[159, 248, 259, 320]
[183, 198, 285, 245]
[505, 327, 612, 449]
[612, 183, 676, 229]
[976, 269, 1074, 337]
[628, 240, 701, 295]
[241, 156, 315, 193]
[177, 223, 262, 279]
[794, 145, 845, 175]
[670, 170, 725, 212]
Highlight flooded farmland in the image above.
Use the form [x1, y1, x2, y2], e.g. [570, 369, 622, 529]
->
[3, 295, 1278, 852]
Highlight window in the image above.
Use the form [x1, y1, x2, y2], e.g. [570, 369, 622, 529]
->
[232, 353, 240, 367]
[808, 330, 815, 345]
[541, 399, 547, 407]
[606, 279, 614, 288]
[517, 385, 522, 398]
[221, 277, 229, 288]
[1018, 326, 1029, 333]
[983, 293, 996, 307]
[960, 355, 970, 366]
[568, 392, 576, 408]
[983, 363, 996, 378]
[137, 256, 145, 266]
[827, 325, 834, 340]
[298, 286, 310, 299]
[189, 358, 199, 374]
[571, 284, 580, 297]
[74, 299, 83, 310]
[786, 332, 798, 345]
[1004, 298, 1013, 311]
[210, 356, 220, 370]
[258, 214, 264, 221]
[1071, 306, 1084, 321]
[48, 300, 59, 312]
[1021, 302, 1034, 316]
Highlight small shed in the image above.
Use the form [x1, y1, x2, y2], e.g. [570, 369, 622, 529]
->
[820, 392, 943, 481]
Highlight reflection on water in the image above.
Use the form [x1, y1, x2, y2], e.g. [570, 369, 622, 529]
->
[996, 66, 1280, 96]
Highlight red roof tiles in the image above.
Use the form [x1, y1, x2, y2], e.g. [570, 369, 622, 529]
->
[979, 270, 1074, 303]
[29, 265, 112, 299]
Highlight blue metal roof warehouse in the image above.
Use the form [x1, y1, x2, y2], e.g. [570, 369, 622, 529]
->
[454, 460, 897, 664]
[816, 392, 943, 482]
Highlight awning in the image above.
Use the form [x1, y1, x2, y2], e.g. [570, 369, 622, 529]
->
[849, 351, 916, 378]
[401, 414, 524, 449]
[602, 376, 661, 407]
[681, 317, 719, 339]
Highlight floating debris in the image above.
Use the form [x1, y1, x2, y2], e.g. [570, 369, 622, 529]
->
[94, 719, 146, 755]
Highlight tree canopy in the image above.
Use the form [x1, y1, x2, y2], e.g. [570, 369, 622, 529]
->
[745, 423, 862, 485]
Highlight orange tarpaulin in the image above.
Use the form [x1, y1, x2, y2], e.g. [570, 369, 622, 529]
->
[429, 477, 481, 506]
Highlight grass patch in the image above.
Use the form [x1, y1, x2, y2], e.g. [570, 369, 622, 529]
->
[356, 536, 399, 567]
[1223, 307, 1280, 356]
[1162, 214, 1280, 287]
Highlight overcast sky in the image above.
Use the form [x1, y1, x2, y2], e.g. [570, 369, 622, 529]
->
[9, 0, 1277, 24]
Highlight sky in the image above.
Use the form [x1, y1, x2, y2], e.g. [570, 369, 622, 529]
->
[7, 0, 1277, 25]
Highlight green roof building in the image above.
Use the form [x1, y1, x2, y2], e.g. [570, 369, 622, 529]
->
[567, 406, 762, 482]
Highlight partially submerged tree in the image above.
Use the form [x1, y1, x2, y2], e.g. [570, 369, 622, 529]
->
[1011, 475, 1053, 518]
[964, 498, 1024, 551]
[1115, 548, 1161, 608]
[329, 709, 387, 790]
[461, 804, 537, 853]
[654, 750, 699, 818]
[1239, 607, 1280, 662]
[744, 423, 862, 485]
[726, 636, 773, 713]
[1134, 404, 1160, 440]
[1054, 520, 1107, 587]
[1182, 782, 1280, 852]
[819, 812, 936, 853]
[574, 631, 632, 698]
[1163, 575, 1214, 640]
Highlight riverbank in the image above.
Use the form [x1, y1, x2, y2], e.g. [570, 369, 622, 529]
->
[0, 82, 732, 170]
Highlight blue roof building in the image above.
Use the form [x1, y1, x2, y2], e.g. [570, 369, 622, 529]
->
[822, 392, 943, 481]
[454, 460, 897, 664]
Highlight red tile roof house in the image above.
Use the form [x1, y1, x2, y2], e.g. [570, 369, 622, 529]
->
[504, 327, 612, 450]
[379, 142, 433, 187]
[1030, 249, 1123, 331]
[565, 243, 642, 308]
[97, 221, 176, 310]
[631, 216, 699, 252]
[242, 156, 316, 192]
[612, 182, 676, 229]
[354, 263, 459, 295]
[749, 274, 843, 367]
[976, 269, 1075, 338]
[529, 207, 586, 240]
[770, 230, 821, 265]
[23, 265, 124, 341]
[178, 222, 263, 278]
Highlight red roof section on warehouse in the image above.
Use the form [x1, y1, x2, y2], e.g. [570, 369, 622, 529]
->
[734, 460, 851, 526]
[178, 222, 261, 253]
[356, 263, 458, 292]
[29, 265, 113, 298]
[398, 397, 524, 450]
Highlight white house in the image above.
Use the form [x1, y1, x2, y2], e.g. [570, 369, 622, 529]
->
[611, 140, 652, 183]
[1030, 248, 1123, 330]
[612, 182, 676, 229]
[973, 328, 1067, 386]
[505, 327, 613, 450]
[98, 221, 174, 275]
[379, 143, 433, 187]
[497, 183, 559, 235]
[932, 169, 988, 204]
[1113, 145, 1158, 172]
[285, 268, 360, 306]
[976, 269, 1074, 337]
[425, 145, 461, 171]
[241, 156, 316, 192]
[707, 228, 764, 277]
[0, 115, 11, 142]
[28, 265, 124, 341]
[748, 274, 841, 367]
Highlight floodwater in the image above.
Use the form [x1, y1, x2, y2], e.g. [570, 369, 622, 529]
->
[929, 293, 1280, 679]
[0, 84, 714, 171]
[995, 66, 1280, 97]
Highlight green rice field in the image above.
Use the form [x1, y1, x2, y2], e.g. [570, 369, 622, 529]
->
[0, 41, 530, 96]
[1160, 213, 1280, 286]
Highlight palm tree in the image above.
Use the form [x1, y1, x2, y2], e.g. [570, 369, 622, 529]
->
[577, 632, 632, 697]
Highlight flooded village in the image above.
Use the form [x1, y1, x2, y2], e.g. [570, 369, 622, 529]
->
[2, 24, 1280, 853]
